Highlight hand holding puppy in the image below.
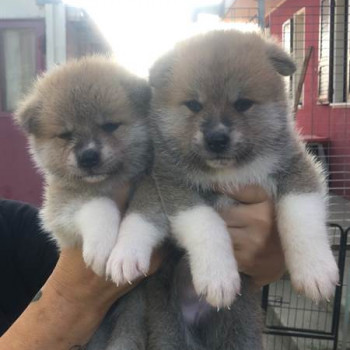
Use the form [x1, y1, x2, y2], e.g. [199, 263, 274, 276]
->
[0, 185, 282, 350]
[219, 185, 285, 288]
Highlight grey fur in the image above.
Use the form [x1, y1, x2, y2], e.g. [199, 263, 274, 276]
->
[88, 250, 263, 350]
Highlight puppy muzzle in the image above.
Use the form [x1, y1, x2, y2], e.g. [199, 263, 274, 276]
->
[204, 130, 230, 154]
[77, 149, 101, 169]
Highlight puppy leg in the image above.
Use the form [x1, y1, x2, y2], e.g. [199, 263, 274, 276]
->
[75, 197, 120, 276]
[106, 177, 167, 285]
[277, 192, 339, 301]
[106, 213, 164, 285]
[201, 276, 264, 350]
[171, 205, 241, 308]
[276, 150, 339, 302]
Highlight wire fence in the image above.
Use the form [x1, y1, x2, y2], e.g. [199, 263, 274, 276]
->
[223, 1, 350, 349]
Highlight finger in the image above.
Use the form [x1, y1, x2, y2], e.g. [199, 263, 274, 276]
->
[219, 205, 255, 226]
[217, 184, 269, 204]
[227, 227, 249, 248]
[219, 200, 274, 228]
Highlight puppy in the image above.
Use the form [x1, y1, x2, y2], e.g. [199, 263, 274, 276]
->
[89, 30, 339, 349]
[14, 56, 151, 275]
[106, 30, 339, 309]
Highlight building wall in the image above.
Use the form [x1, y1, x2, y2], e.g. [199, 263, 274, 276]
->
[224, 0, 285, 22]
[0, 0, 44, 19]
[0, 117, 44, 205]
[0, 3, 111, 206]
[0, 16, 45, 206]
[268, 0, 350, 198]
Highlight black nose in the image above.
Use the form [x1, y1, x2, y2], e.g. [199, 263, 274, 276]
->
[205, 131, 230, 153]
[77, 149, 101, 169]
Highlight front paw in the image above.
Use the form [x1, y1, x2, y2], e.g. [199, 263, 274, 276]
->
[83, 239, 115, 276]
[106, 213, 162, 286]
[192, 255, 241, 308]
[290, 250, 339, 302]
[106, 244, 152, 286]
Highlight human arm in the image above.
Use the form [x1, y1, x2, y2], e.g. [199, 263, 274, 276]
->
[0, 246, 163, 350]
[0, 185, 283, 349]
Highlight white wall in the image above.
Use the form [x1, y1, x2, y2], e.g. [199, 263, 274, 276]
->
[0, 0, 45, 19]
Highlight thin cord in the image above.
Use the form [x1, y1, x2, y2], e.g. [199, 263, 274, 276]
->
[151, 172, 169, 219]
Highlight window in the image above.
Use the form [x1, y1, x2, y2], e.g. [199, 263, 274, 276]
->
[0, 20, 45, 116]
[318, 0, 349, 104]
[282, 9, 305, 105]
[282, 19, 293, 100]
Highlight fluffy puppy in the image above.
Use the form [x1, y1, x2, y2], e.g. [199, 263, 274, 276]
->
[106, 30, 339, 309]
[87, 30, 339, 350]
[14, 56, 151, 275]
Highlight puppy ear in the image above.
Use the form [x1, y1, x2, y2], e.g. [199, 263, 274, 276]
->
[14, 95, 42, 135]
[149, 51, 175, 89]
[267, 42, 296, 76]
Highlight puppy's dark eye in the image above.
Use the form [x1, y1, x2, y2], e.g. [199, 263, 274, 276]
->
[234, 99, 254, 113]
[58, 131, 73, 140]
[101, 122, 121, 133]
[184, 100, 203, 113]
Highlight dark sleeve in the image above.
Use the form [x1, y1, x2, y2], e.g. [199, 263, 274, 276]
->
[0, 199, 59, 335]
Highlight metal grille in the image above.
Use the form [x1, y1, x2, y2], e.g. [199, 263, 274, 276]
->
[223, 1, 350, 349]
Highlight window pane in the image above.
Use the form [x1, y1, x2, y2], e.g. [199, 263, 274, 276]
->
[318, 0, 331, 103]
[1, 28, 36, 112]
[293, 11, 305, 105]
[282, 19, 293, 100]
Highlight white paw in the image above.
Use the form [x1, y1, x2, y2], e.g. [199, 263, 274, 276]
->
[106, 213, 163, 286]
[83, 239, 115, 276]
[191, 254, 241, 308]
[290, 250, 339, 302]
[106, 244, 152, 286]
[75, 197, 121, 276]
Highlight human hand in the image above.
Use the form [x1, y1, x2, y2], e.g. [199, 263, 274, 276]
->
[51, 246, 165, 311]
[218, 185, 285, 288]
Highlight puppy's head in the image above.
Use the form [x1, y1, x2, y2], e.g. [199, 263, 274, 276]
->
[149, 30, 296, 171]
[15, 56, 151, 183]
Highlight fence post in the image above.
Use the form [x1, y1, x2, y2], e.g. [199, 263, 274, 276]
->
[258, 0, 265, 30]
[341, 227, 350, 350]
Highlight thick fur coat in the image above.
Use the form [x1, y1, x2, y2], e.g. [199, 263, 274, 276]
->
[14, 56, 151, 275]
[89, 30, 338, 349]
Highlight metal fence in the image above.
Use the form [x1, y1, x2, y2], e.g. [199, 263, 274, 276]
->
[223, 1, 350, 349]
[262, 224, 348, 350]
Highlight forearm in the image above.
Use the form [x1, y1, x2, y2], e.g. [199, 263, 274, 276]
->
[0, 248, 123, 350]
[0, 245, 164, 350]
[0, 282, 109, 350]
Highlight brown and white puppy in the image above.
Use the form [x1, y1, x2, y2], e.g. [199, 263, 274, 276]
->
[106, 30, 339, 309]
[14, 56, 151, 275]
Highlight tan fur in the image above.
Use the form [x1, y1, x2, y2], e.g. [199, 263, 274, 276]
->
[149, 30, 295, 164]
[15, 56, 150, 183]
